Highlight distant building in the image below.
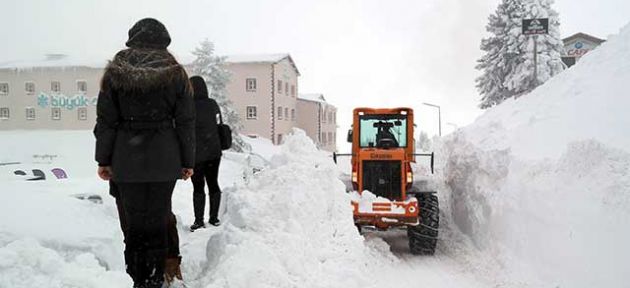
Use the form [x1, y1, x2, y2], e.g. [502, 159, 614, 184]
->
[0, 54, 104, 130]
[562, 33, 605, 67]
[296, 93, 337, 151]
[223, 54, 300, 145]
[0, 53, 338, 150]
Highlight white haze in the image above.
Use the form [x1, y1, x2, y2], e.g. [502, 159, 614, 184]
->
[1, 0, 628, 148]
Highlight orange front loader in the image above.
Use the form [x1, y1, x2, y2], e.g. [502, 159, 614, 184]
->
[334, 107, 439, 255]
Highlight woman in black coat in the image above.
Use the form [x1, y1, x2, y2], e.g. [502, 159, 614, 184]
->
[94, 18, 194, 288]
[189, 76, 223, 230]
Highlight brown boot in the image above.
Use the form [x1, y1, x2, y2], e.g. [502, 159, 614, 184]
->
[164, 256, 183, 285]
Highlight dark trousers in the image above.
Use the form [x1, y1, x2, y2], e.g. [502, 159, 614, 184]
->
[115, 198, 180, 258]
[117, 181, 176, 288]
[192, 158, 222, 222]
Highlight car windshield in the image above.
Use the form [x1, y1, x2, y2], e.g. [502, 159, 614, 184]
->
[359, 114, 407, 148]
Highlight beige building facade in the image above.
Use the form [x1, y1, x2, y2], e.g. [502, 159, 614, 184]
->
[0, 54, 337, 151]
[0, 56, 104, 130]
[223, 54, 300, 145]
[296, 93, 337, 151]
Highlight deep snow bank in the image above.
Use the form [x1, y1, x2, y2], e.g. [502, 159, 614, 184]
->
[198, 130, 395, 288]
[440, 23, 630, 287]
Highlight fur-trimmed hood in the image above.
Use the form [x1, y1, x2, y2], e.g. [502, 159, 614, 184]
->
[101, 48, 188, 92]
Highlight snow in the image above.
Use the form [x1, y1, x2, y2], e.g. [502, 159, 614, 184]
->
[348, 190, 414, 214]
[224, 54, 289, 64]
[1, 20, 628, 288]
[0, 128, 492, 287]
[0, 55, 106, 70]
[297, 93, 327, 103]
[438, 22, 630, 287]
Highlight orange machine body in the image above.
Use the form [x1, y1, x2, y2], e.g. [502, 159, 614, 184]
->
[348, 107, 419, 229]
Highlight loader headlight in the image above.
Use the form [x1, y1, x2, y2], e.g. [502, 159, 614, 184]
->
[352, 172, 358, 183]
[408, 205, 416, 213]
[406, 172, 413, 183]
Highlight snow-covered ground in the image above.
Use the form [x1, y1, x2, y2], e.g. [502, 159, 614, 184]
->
[0, 129, 494, 288]
[1, 21, 629, 288]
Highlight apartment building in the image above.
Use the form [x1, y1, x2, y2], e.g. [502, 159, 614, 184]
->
[296, 93, 337, 151]
[223, 54, 300, 144]
[0, 53, 337, 151]
[0, 55, 104, 129]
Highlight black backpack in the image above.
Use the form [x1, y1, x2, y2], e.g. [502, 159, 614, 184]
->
[217, 113, 232, 150]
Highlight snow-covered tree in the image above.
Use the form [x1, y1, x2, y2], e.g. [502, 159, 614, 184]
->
[191, 39, 250, 152]
[476, 0, 565, 109]
[417, 131, 432, 152]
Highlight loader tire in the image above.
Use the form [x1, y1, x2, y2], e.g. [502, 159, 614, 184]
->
[407, 193, 439, 255]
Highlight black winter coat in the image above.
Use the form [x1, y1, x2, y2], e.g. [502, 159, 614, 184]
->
[192, 81, 222, 163]
[94, 49, 195, 182]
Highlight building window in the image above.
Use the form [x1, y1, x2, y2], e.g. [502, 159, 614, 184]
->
[284, 108, 288, 121]
[277, 134, 283, 144]
[277, 106, 283, 120]
[291, 85, 295, 97]
[291, 109, 295, 120]
[77, 80, 87, 93]
[0, 83, 8, 95]
[25, 107, 35, 120]
[25, 82, 35, 95]
[51, 108, 61, 120]
[321, 132, 327, 145]
[0, 107, 9, 119]
[322, 111, 327, 123]
[328, 111, 333, 123]
[333, 112, 336, 124]
[51, 81, 61, 93]
[328, 132, 333, 146]
[285, 83, 288, 96]
[277, 80, 282, 94]
[246, 106, 257, 119]
[78, 107, 87, 120]
[246, 78, 257, 92]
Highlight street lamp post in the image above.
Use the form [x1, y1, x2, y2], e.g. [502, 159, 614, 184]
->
[422, 102, 441, 137]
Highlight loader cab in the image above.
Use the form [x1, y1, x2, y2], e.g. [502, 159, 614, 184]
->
[348, 108, 415, 201]
[360, 116, 406, 149]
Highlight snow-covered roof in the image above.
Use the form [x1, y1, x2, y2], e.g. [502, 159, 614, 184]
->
[298, 93, 327, 103]
[0, 54, 107, 70]
[225, 54, 289, 63]
[563, 33, 606, 45]
[225, 53, 300, 76]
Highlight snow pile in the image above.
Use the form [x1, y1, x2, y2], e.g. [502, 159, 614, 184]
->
[439, 23, 630, 287]
[349, 191, 415, 214]
[0, 130, 259, 288]
[0, 238, 129, 288]
[198, 130, 386, 288]
[0, 132, 131, 288]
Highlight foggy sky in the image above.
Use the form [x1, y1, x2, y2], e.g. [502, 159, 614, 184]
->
[2, 0, 628, 139]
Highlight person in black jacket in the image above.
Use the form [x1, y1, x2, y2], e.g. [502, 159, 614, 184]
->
[189, 76, 223, 230]
[94, 18, 194, 288]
